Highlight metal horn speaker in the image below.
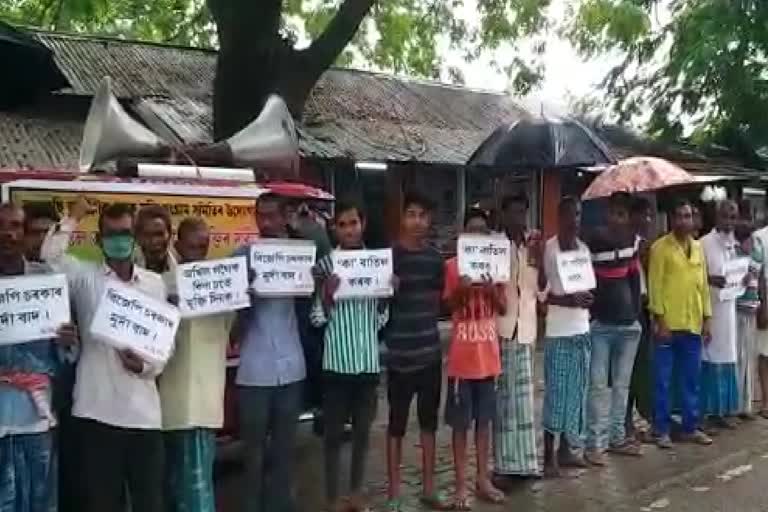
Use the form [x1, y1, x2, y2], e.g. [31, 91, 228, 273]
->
[225, 94, 299, 168]
[78, 76, 167, 172]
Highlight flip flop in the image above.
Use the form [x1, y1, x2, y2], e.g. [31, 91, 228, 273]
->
[451, 495, 472, 511]
[420, 491, 454, 511]
[385, 498, 402, 512]
[475, 485, 505, 504]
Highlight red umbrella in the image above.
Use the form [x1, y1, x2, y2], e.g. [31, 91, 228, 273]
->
[263, 181, 334, 201]
[582, 156, 693, 200]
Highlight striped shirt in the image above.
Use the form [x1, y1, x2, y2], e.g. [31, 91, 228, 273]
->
[385, 244, 444, 372]
[585, 228, 642, 325]
[311, 253, 389, 374]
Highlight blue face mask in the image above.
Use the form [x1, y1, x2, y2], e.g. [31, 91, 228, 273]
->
[101, 234, 135, 261]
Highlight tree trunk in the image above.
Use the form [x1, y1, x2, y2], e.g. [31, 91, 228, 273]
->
[207, 0, 376, 141]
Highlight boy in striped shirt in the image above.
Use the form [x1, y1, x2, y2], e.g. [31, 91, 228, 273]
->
[311, 200, 389, 512]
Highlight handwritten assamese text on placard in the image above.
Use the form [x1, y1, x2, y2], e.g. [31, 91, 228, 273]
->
[719, 256, 751, 301]
[0, 274, 71, 345]
[175, 256, 250, 318]
[457, 234, 511, 283]
[250, 239, 316, 296]
[555, 249, 596, 294]
[89, 281, 180, 364]
[332, 249, 393, 299]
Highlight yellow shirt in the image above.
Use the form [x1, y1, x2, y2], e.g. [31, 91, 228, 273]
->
[158, 313, 234, 430]
[648, 233, 712, 334]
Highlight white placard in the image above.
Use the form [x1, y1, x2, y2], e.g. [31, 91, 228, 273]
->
[556, 250, 596, 294]
[0, 274, 70, 345]
[719, 256, 751, 301]
[89, 281, 180, 364]
[456, 234, 511, 283]
[332, 249, 393, 299]
[175, 257, 250, 318]
[250, 239, 316, 296]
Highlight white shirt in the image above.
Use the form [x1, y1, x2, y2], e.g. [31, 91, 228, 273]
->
[497, 233, 539, 344]
[65, 259, 168, 429]
[700, 229, 738, 363]
[543, 236, 591, 338]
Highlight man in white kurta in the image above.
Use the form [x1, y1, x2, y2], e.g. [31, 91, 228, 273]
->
[699, 200, 740, 428]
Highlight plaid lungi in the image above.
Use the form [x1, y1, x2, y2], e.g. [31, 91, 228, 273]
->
[0, 431, 56, 512]
[164, 429, 216, 512]
[542, 334, 591, 447]
[736, 311, 757, 415]
[493, 339, 540, 476]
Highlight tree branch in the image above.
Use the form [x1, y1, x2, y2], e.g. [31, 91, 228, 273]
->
[300, 0, 376, 75]
[164, 6, 207, 43]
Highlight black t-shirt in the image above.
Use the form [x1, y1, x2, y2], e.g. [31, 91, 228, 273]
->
[385, 244, 444, 372]
[585, 229, 641, 325]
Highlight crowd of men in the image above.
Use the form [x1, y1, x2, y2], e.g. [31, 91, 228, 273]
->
[1, 187, 768, 512]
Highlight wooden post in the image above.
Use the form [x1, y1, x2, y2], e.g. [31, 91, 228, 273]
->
[541, 169, 561, 239]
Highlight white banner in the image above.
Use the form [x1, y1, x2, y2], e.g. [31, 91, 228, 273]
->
[456, 234, 511, 283]
[332, 249, 393, 299]
[0, 274, 70, 345]
[89, 281, 180, 364]
[175, 256, 250, 318]
[250, 239, 316, 296]
[556, 249, 596, 294]
[719, 256, 751, 301]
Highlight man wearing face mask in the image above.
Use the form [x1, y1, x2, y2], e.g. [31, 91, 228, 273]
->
[43, 203, 168, 512]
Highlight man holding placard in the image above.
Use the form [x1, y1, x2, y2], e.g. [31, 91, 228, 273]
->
[699, 200, 742, 432]
[541, 197, 594, 477]
[648, 199, 712, 449]
[583, 192, 643, 465]
[44, 203, 170, 512]
[310, 200, 390, 512]
[160, 217, 240, 512]
[0, 203, 79, 512]
[232, 194, 313, 512]
[493, 194, 543, 486]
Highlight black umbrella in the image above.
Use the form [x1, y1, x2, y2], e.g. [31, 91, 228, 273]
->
[0, 21, 70, 108]
[467, 117, 616, 169]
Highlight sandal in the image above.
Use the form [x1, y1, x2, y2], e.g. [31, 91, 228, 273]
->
[451, 495, 472, 511]
[385, 498, 403, 512]
[760, 409, 768, 420]
[608, 440, 643, 457]
[420, 491, 454, 510]
[475, 484, 505, 504]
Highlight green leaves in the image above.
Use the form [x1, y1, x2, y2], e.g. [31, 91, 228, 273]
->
[566, 0, 768, 155]
[0, 0, 554, 92]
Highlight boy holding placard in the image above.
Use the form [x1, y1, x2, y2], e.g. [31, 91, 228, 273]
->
[310, 199, 389, 512]
[385, 191, 448, 511]
[443, 208, 506, 509]
[0, 203, 79, 512]
[160, 217, 236, 512]
[541, 197, 594, 477]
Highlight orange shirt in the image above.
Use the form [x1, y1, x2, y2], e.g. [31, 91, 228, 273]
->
[443, 258, 503, 380]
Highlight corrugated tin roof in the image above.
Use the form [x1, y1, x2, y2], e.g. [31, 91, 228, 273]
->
[31, 30, 526, 165]
[37, 32, 214, 100]
[0, 110, 81, 169]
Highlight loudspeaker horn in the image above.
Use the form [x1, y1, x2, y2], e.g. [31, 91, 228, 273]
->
[78, 76, 167, 172]
[225, 94, 299, 168]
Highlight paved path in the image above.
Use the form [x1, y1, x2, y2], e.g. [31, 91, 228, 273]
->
[215, 353, 768, 512]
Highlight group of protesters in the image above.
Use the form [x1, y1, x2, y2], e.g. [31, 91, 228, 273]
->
[2, 185, 768, 512]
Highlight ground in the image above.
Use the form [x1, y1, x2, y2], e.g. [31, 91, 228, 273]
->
[215, 351, 768, 512]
